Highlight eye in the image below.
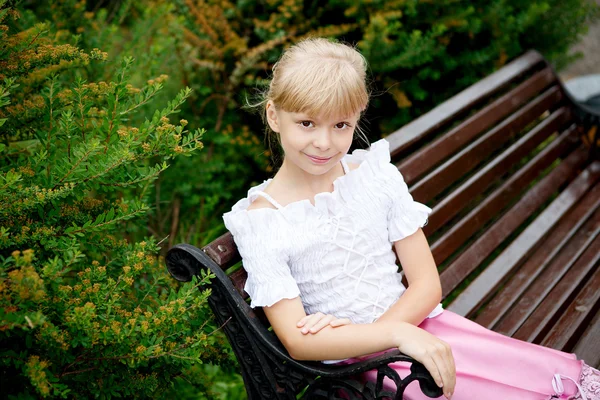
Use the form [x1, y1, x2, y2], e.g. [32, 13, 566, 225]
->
[299, 120, 314, 128]
[335, 122, 351, 129]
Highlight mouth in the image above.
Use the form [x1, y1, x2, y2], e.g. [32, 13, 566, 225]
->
[305, 153, 334, 164]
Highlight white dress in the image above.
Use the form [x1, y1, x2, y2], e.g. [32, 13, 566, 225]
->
[222, 138, 444, 324]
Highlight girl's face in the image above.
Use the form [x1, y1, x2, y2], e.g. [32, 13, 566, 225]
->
[266, 101, 359, 177]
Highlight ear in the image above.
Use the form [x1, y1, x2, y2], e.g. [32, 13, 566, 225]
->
[266, 101, 280, 133]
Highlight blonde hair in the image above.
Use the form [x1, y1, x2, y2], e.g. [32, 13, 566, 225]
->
[254, 38, 370, 161]
[269, 38, 369, 117]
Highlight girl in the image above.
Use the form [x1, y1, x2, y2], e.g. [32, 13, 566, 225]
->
[222, 38, 599, 400]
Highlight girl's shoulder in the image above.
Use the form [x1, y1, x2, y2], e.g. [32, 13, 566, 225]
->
[223, 179, 282, 237]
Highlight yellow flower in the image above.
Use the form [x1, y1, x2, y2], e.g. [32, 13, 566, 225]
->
[22, 249, 34, 262]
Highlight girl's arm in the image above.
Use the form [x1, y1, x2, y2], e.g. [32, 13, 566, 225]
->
[264, 297, 401, 361]
[264, 296, 456, 397]
[375, 228, 443, 327]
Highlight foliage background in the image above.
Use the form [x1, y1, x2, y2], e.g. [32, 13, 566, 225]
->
[1, 0, 598, 398]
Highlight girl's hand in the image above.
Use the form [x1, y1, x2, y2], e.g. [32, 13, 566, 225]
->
[296, 312, 352, 334]
[393, 322, 456, 399]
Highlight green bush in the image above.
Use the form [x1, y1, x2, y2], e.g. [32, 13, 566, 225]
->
[0, 2, 236, 398]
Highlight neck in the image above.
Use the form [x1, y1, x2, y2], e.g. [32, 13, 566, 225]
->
[277, 157, 345, 196]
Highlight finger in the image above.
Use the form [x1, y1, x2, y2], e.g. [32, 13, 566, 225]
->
[308, 314, 335, 333]
[430, 348, 453, 396]
[436, 342, 456, 394]
[297, 315, 310, 327]
[421, 354, 444, 389]
[300, 313, 325, 334]
[445, 345, 457, 394]
[329, 318, 352, 327]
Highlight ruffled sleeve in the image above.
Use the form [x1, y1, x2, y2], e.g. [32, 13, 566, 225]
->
[385, 169, 432, 243]
[352, 139, 432, 243]
[222, 205, 301, 308]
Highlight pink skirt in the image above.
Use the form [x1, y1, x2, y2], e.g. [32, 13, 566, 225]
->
[337, 310, 599, 399]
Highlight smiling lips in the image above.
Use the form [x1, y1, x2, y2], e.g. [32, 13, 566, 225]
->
[305, 153, 333, 164]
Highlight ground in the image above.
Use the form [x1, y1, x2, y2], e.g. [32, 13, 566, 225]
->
[559, 0, 600, 82]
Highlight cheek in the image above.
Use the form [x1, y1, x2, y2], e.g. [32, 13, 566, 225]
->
[335, 129, 355, 149]
[279, 128, 304, 151]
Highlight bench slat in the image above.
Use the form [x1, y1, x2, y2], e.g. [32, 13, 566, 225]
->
[230, 268, 248, 298]
[511, 233, 600, 344]
[492, 204, 600, 336]
[204, 232, 239, 269]
[425, 108, 576, 234]
[444, 157, 600, 313]
[571, 309, 600, 367]
[473, 182, 600, 329]
[387, 50, 545, 157]
[539, 265, 600, 351]
[429, 126, 581, 262]
[411, 88, 567, 203]
[399, 67, 557, 184]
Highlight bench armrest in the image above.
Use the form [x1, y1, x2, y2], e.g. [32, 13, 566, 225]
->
[166, 243, 444, 399]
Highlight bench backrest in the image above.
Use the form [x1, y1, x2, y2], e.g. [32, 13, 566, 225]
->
[202, 50, 598, 325]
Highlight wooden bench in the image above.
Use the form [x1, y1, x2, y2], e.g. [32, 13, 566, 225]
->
[166, 50, 600, 399]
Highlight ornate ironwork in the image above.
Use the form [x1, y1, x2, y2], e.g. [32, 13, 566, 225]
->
[166, 244, 444, 399]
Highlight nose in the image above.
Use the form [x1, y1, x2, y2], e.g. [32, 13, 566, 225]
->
[312, 128, 331, 151]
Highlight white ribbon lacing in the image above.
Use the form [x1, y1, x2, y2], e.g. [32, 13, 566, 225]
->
[552, 373, 587, 400]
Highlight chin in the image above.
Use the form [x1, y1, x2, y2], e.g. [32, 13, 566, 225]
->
[307, 163, 337, 175]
